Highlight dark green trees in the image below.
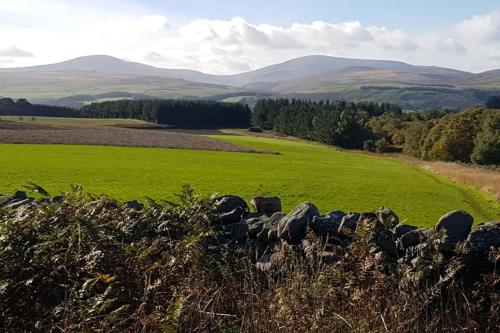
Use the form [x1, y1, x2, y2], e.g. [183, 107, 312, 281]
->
[0, 98, 78, 117]
[485, 96, 500, 109]
[80, 100, 251, 129]
[252, 99, 400, 149]
[471, 111, 500, 165]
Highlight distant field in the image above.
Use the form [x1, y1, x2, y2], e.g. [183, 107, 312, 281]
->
[0, 116, 155, 128]
[0, 118, 256, 152]
[0, 136, 498, 226]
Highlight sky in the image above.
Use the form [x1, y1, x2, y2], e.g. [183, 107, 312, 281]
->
[0, 0, 500, 74]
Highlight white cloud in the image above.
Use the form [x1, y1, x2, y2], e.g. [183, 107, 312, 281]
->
[0, 45, 34, 57]
[0, 1, 499, 73]
[456, 11, 500, 42]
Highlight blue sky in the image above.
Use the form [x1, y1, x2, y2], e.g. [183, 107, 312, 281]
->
[141, 0, 499, 33]
[0, 0, 499, 73]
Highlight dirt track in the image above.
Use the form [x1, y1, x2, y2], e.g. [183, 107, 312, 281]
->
[0, 121, 265, 153]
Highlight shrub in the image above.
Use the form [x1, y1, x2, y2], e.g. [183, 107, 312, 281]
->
[0, 188, 498, 332]
[248, 126, 263, 133]
[363, 139, 376, 152]
[375, 138, 390, 153]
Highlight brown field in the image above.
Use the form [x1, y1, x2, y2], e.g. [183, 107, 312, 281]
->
[0, 120, 266, 153]
[401, 156, 500, 201]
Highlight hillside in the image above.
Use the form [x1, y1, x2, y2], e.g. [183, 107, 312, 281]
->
[1, 55, 500, 109]
[0, 68, 245, 108]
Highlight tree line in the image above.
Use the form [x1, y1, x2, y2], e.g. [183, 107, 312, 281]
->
[365, 107, 499, 166]
[252, 98, 499, 166]
[80, 99, 251, 129]
[0, 98, 79, 117]
[252, 99, 402, 149]
[401, 107, 499, 165]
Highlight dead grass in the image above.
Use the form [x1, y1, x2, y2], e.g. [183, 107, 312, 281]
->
[401, 156, 500, 201]
[1, 188, 498, 332]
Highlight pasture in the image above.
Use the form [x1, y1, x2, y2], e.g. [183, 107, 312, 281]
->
[0, 135, 498, 226]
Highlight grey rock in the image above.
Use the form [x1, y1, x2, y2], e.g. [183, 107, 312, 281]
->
[256, 254, 273, 271]
[278, 202, 319, 244]
[461, 221, 500, 255]
[245, 217, 265, 238]
[357, 213, 385, 233]
[212, 195, 249, 224]
[258, 212, 285, 243]
[247, 238, 268, 258]
[12, 191, 27, 201]
[221, 222, 249, 242]
[376, 207, 399, 228]
[51, 195, 64, 203]
[337, 213, 360, 237]
[309, 210, 345, 239]
[250, 197, 282, 215]
[5, 198, 31, 209]
[435, 210, 473, 251]
[125, 200, 143, 210]
[398, 229, 425, 250]
[36, 198, 51, 205]
[375, 230, 397, 256]
[392, 223, 418, 240]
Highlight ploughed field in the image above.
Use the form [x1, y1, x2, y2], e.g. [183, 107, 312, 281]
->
[0, 117, 260, 152]
[0, 122, 498, 226]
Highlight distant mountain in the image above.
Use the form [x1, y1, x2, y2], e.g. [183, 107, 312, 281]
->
[1, 55, 221, 83]
[0, 58, 246, 108]
[217, 55, 469, 87]
[1, 55, 499, 109]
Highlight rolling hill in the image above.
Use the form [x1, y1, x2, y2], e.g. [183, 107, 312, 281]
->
[1, 55, 499, 109]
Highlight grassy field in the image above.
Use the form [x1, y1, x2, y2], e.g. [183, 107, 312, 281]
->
[0, 135, 498, 226]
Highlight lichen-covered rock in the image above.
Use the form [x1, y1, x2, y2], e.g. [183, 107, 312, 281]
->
[212, 195, 249, 224]
[250, 197, 282, 215]
[376, 207, 399, 228]
[435, 210, 473, 252]
[257, 212, 284, 243]
[309, 210, 345, 239]
[278, 202, 319, 244]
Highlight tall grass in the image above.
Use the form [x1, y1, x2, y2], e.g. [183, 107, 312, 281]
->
[403, 157, 500, 201]
[0, 189, 498, 332]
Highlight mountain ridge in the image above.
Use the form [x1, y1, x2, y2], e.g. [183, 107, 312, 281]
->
[1, 54, 499, 109]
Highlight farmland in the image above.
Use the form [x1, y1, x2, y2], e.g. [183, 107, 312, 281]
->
[0, 118, 259, 152]
[0, 133, 497, 226]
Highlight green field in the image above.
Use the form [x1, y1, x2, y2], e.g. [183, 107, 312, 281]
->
[0, 135, 498, 226]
